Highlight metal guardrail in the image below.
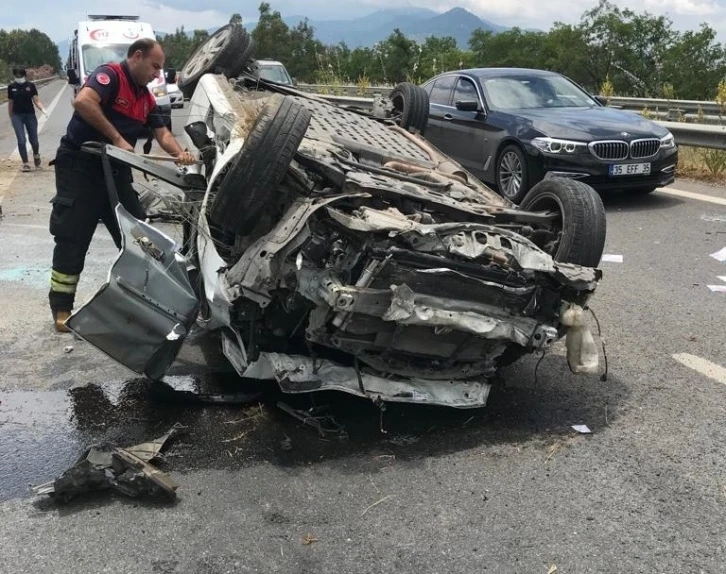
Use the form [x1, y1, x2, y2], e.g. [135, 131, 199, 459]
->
[310, 92, 726, 151]
[297, 83, 726, 116]
[0, 76, 60, 101]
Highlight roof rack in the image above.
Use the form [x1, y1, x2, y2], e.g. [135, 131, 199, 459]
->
[87, 15, 140, 21]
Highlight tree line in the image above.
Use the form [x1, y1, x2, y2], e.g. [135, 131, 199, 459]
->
[0, 28, 61, 82]
[159, 0, 726, 101]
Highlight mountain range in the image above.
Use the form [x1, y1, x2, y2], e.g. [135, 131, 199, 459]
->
[56, 7, 507, 59]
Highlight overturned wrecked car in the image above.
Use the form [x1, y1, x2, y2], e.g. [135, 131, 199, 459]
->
[67, 24, 607, 409]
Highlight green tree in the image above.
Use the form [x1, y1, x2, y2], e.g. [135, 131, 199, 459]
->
[0, 28, 61, 71]
[288, 19, 325, 82]
[251, 3, 292, 63]
[470, 27, 549, 69]
[157, 27, 210, 69]
[661, 24, 726, 100]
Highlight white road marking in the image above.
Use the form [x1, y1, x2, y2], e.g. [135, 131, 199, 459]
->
[8, 82, 67, 162]
[673, 353, 726, 385]
[658, 187, 726, 206]
[0, 82, 66, 205]
[2, 223, 114, 241]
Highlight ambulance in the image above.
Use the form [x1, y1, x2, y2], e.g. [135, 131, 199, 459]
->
[66, 15, 171, 118]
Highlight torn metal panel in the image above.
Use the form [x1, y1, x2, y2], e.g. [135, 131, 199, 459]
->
[224, 194, 368, 305]
[240, 352, 491, 408]
[383, 284, 557, 348]
[32, 425, 182, 503]
[67, 205, 200, 381]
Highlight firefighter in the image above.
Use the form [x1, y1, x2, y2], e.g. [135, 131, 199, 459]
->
[48, 38, 196, 332]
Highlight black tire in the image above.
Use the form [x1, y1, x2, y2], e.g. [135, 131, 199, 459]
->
[227, 39, 257, 78]
[496, 144, 532, 203]
[210, 95, 312, 232]
[178, 24, 252, 98]
[390, 82, 429, 135]
[519, 178, 606, 267]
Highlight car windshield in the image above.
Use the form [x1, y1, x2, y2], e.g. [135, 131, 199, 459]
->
[480, 74, 597, 110]
[82, 44, 128, 73]
[259, 64, 292, 84]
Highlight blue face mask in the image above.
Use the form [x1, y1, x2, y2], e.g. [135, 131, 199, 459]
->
[15, 77, 26, 84]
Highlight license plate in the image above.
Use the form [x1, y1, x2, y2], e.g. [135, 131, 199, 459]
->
[609, 163, 651, 176]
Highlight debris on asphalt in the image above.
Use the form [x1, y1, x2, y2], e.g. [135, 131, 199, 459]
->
[63, 346, 73, 354]
[302, 534, 319, 545]
[32, 423, 184, 503]
[361, 494, 395, 516]
[276, 401, 347, 439]
[710, 247, 726, 262]
[280, 436, 293, 451]
[387, 434, 420, 446]
[600, 254, 624, 263]
[571, 424, 592, 434]
[548, 566, 558, 574]
[707, 285, 726, 292]
[150, 378, 261, 406]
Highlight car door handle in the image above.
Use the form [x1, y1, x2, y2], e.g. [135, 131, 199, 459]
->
[443, 114, 453, 121]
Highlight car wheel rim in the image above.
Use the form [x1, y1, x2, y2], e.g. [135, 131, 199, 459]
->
[524, 191, 565, 259]
[183, 28, 231, 77]
[499, 151, 523, 199]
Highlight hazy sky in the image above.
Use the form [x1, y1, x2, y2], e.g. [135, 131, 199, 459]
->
[2, 0, 724, 44]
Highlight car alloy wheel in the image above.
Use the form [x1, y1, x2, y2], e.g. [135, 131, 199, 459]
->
[499, 149, 523, 200]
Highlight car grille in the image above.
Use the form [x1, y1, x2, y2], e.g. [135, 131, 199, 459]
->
[589, 141, 629, 161]
[630, 139, 661, 159]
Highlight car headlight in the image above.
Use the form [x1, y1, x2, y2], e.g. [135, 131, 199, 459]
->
[152, 85, 168, 97]
[532, 137, 588, 154]
[660, 132, 676, 149]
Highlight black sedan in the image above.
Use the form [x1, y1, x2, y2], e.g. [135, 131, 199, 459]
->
[420, 68, 678, 202]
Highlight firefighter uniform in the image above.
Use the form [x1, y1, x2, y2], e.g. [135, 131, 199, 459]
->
[48, 61, 166, 324]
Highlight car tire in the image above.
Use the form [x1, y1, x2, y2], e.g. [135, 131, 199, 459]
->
[209, 95, 312, 233]
[519, 178, 606, 267]
[390, 82, 429, 135]
[178, 24, 252, 98]
[496, 144, 533, 203]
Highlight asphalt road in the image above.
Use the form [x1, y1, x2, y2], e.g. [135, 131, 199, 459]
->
[1, 80, 726, 574]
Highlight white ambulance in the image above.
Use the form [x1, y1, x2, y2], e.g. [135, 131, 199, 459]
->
[66, 15, 171, 114]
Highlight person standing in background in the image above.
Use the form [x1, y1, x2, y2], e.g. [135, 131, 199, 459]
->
[7, 67, 48, 172]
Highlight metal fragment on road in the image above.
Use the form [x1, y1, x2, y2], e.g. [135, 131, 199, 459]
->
[571, 424, 592, 434]
[31, 424, 184, 503]
[63, 346, 73, 354]
[707, 285, 726, 292]
[276, 401, 347, 439]
[600, 254, 623, 263]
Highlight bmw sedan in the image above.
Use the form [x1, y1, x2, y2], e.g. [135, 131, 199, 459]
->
[420, 68, 678, 202]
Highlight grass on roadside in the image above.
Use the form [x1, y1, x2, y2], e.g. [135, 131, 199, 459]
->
[677, 146, 726, 184]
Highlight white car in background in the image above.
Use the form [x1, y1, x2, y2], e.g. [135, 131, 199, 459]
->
[164, 69, 184, 108]
[167, 81, 183, 108]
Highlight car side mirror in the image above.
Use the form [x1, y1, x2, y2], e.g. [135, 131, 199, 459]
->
[291, 77, 297, 86]
[594, 95, 608, 106]
[67, 69, 79, 85]
[455, 100, 480, 112]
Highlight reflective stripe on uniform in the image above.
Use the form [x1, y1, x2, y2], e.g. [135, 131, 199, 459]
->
[50, 269, 79, 294]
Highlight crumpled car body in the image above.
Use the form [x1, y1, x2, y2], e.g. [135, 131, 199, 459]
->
[67, 73, 603, 408]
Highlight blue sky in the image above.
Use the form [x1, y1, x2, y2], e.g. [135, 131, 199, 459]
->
[1, 0, 724, 44]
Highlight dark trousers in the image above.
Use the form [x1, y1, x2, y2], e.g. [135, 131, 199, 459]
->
[11, 113, 39, 163]
[48, 144, 145, 313]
